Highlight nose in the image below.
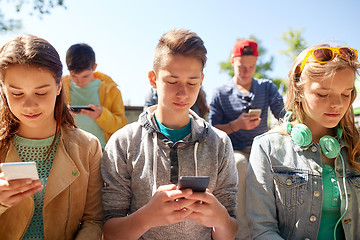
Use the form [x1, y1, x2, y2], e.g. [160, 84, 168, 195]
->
[176, 83, 188, 98]
[330, 95, 343, 108]
[23, 96, 38, 109]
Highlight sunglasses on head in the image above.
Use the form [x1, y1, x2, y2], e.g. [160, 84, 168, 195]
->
[296, 46, 358, 79]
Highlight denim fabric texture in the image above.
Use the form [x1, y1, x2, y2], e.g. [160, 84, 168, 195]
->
[246, 131, 360, 240]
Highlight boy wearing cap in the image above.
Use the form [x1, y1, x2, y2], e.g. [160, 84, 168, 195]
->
[101, 29, 238, 240]
[209, 39, 285, 239]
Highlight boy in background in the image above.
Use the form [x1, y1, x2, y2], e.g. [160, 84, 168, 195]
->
[101, 29, 238, 239]
[63, 43, 128, 149]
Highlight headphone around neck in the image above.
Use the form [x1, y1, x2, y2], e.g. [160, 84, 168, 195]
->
[283, 112, 342, 158]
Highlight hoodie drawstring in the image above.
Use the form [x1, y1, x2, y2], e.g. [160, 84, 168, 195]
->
[194, 142, 199, 176]
[151, 134, 200, 195]
[152, 132, 158, 195]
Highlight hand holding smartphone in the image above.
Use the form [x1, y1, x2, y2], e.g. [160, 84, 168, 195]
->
[0, 162, 39, 180]
[178, 176, 210, 192]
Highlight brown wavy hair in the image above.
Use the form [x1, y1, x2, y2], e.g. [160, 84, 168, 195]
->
[0, 34, 76, 150]
[286, 43, 360, 170]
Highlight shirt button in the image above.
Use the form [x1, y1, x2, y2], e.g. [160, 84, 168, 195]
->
[343, 194, 351, 198]
[310, 215, 317, 222]
[311, 146, 317, 152]
[286, 179, 292, 186]
[344, 218, 352, 224]
[314, 191, 320, 197]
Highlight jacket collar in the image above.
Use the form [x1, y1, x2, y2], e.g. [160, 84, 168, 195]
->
[140, 105, 208, 144]
[44, 129, 80, 206]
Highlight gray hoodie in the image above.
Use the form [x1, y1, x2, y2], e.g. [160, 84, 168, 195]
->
[101, 106, 238, 240]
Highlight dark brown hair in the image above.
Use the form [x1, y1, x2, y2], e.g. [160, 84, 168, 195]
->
[0, 34, 76, 149]
[66, 43, 96, 73]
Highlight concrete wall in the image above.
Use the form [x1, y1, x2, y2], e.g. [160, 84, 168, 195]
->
[125, 106, 143, 123]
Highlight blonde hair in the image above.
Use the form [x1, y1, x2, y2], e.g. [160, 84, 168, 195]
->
[153, 29, 207, 73]
[286, 43, 360, 170]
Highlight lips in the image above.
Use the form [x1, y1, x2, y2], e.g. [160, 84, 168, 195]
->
[23, 113, 41, 119]
[325, 113, 342, 119]
[174, 102, 187, 107]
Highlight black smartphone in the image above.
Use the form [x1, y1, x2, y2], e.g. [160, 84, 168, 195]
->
[178, 176, 210, 192]
[70, 105, 94, 113]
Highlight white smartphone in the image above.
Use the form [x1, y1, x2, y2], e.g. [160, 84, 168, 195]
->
[0, 162, 39, 180]
[248, 109, 262, 117]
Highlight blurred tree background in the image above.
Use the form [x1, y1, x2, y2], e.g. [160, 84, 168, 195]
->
[0, 0, 66, 33]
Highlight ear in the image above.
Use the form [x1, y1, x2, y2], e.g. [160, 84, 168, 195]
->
[57, 78, 63, 96]
[148, 70, 157, 89]
[92, 64, 98, 72]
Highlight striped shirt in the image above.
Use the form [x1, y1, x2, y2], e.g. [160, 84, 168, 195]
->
[209, 78, 285, 150]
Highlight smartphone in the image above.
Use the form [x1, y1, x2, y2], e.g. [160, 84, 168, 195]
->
[0, 162, 39, 180]
[248, 109, 262, 117]
[70, 105, 94, 113]
[178, 176, 210, 192]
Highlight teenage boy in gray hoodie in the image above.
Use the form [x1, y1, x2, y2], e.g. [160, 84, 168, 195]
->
[101, 29, 238, 240]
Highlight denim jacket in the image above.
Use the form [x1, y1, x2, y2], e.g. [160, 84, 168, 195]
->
[246, 131, 360, 240]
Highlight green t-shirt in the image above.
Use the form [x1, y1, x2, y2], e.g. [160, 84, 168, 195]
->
[70, 79, 106, 148]
[318, 164, 345, 240]
[12, 134, 60, 239]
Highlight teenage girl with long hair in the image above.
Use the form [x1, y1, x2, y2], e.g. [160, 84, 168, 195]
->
[0, 34, 103, 240]
[247, 43, 360, 239]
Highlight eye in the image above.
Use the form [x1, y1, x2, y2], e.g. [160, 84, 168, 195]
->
[342, 93, 351, 98]
[36, 92, 47, 96]
[317, 93, 328, 98]
[167, 81, 177, 85]
[187, 82, 197, 86]
[11, 92, 23, 97]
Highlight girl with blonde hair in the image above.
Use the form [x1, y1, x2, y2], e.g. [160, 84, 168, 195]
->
[247, 43, 360, 239]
